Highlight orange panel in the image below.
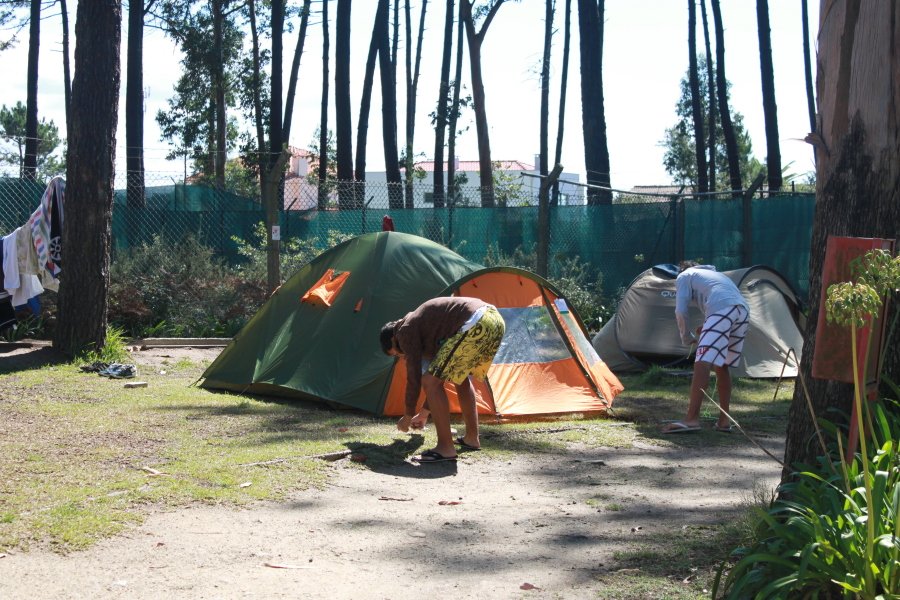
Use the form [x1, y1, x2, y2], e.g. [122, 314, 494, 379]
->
[457, 272, 544, 307]
[381, 358, 496, 416]
[488, 360, 610, 416]
[589, 361, 624, 405]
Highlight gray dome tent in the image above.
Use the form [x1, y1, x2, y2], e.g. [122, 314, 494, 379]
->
[591, 265, 805, 378]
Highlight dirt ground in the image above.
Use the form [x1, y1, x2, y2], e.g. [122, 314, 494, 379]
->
[0, 345, 786, 599]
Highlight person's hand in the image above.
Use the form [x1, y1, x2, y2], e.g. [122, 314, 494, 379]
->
[410, 410, 429, 430]
[396, 415, 412, 432]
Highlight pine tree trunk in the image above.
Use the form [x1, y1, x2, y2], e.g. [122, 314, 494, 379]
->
[688, 0, 708, 194]
[710, 0, 742, 196]
[54, 0, 122, 356]
[335, 0, 355, 207]
[756, 0, 782, 192]
[782, 1, 900, 476]
[125, 0, 145, 208]
[24, 0, 40, 181]
[432, 0, 455, 209]
[577, 0, 611, 204]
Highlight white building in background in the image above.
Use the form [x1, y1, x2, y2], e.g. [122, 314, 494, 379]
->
[282, 148, 586, 209]
[282, 147, 320, 210]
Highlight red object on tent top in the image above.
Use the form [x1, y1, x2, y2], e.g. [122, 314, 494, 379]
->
[382, 215, 395, 231]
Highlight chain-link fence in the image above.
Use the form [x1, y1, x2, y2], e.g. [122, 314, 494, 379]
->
[0, 173, 816, 300]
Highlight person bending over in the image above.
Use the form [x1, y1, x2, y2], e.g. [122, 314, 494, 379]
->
[380, 296, 505, 463]
[662, 261, 749, 434]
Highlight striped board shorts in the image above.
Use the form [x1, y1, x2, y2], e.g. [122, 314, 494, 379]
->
[695, 305, 749, 368]
[427, 307, 506, 385]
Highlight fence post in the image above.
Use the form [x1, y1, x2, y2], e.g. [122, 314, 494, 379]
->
[537, 164, 563, 277]
[743, 173, 766, 265]
[673, 196, 685, 263]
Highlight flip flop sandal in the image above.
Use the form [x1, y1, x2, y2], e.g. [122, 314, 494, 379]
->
[454, 437, 481, 451]
[413, 449, 457, 463]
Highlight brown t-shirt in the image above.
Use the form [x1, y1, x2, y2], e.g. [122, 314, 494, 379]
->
[394, 296, 489, 415]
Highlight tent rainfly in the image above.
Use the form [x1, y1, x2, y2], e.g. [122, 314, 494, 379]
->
[591, 264, 805, 378]
[200, 231, 623, 417]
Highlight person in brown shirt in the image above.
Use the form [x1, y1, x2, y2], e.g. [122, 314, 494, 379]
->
[380, 296, 506, 463]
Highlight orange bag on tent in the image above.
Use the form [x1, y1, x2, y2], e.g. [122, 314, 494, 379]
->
[301, 269, 350, 307]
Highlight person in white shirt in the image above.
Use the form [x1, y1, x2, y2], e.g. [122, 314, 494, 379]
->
[662, 261, 749, 434]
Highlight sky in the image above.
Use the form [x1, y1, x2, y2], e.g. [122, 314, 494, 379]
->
[0, 0, 819, 191]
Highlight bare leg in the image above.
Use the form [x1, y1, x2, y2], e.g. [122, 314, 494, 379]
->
[455, 377, 480, 449]
[714, 365, 731, 428]
[422, 374, 457, 458]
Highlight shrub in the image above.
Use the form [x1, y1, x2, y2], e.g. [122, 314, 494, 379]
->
[109, 234, 265, 338]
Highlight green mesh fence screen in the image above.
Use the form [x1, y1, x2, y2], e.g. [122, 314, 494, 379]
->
[0, 176, 816, 301]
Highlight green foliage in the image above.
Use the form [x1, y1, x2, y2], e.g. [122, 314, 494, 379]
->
[75, 326, 131, 365]
[716, 249, 900, 598]
[0, 101, 66, 179]
[155, 8, 244, 173]
[230, 222, 353, 283]
[661, 55, 761, 191]
[490, 161, 528, 207]
[109, 234, 263, 338]
[481, 242, 613, 334]
[0, 313, 46, 342]
[714, 401, 900, 599]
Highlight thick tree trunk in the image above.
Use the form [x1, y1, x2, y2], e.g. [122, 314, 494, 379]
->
[432, 0, 455, 209]
[24, 0, 40, 181]
[688, 0, 708, 194]
[125, 0, 145, 208]
[756, 0, 782, 192]
[354, 4, 379, 193]
[782, 1, 900, 476]
[335, 0, 355, 208]
[576, 0, 611, 204]
[54, 0, 121, 356]
[710, 0, 742, 196]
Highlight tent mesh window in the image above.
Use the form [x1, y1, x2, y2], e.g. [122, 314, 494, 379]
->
[494, 307, 570, 364]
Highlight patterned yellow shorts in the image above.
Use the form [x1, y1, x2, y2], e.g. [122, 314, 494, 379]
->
[428, 307, 506, 385]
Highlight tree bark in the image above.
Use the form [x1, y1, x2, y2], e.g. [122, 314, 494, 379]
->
[403, 0, 427, 209]
[710, 0, 742, 196]
[54, 0, 122, 356]
[354, 3, 379, 192]
[700, 0, 717, 191]
[461, 0, 506, 207]
[432, 0, 455, 209]
[782, 0, 900, 476]
[376, 0, 403, 209]
[335, 0, 355, 207]
[801, 0, 817, 162]
[537, 0, 553, 275]
[24, 0, 41, 181]
[756, 0, 782, 192]
[126, 0, 145, 208]
[318, 0, 330, 210]
[576, 0, 611, 204]
[688, 0, 708, 194]
[446, 2, 464, 205]
[60, 0, 72, 129]
[551, 0, 572, 206]
[212, 0, 227, 188]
